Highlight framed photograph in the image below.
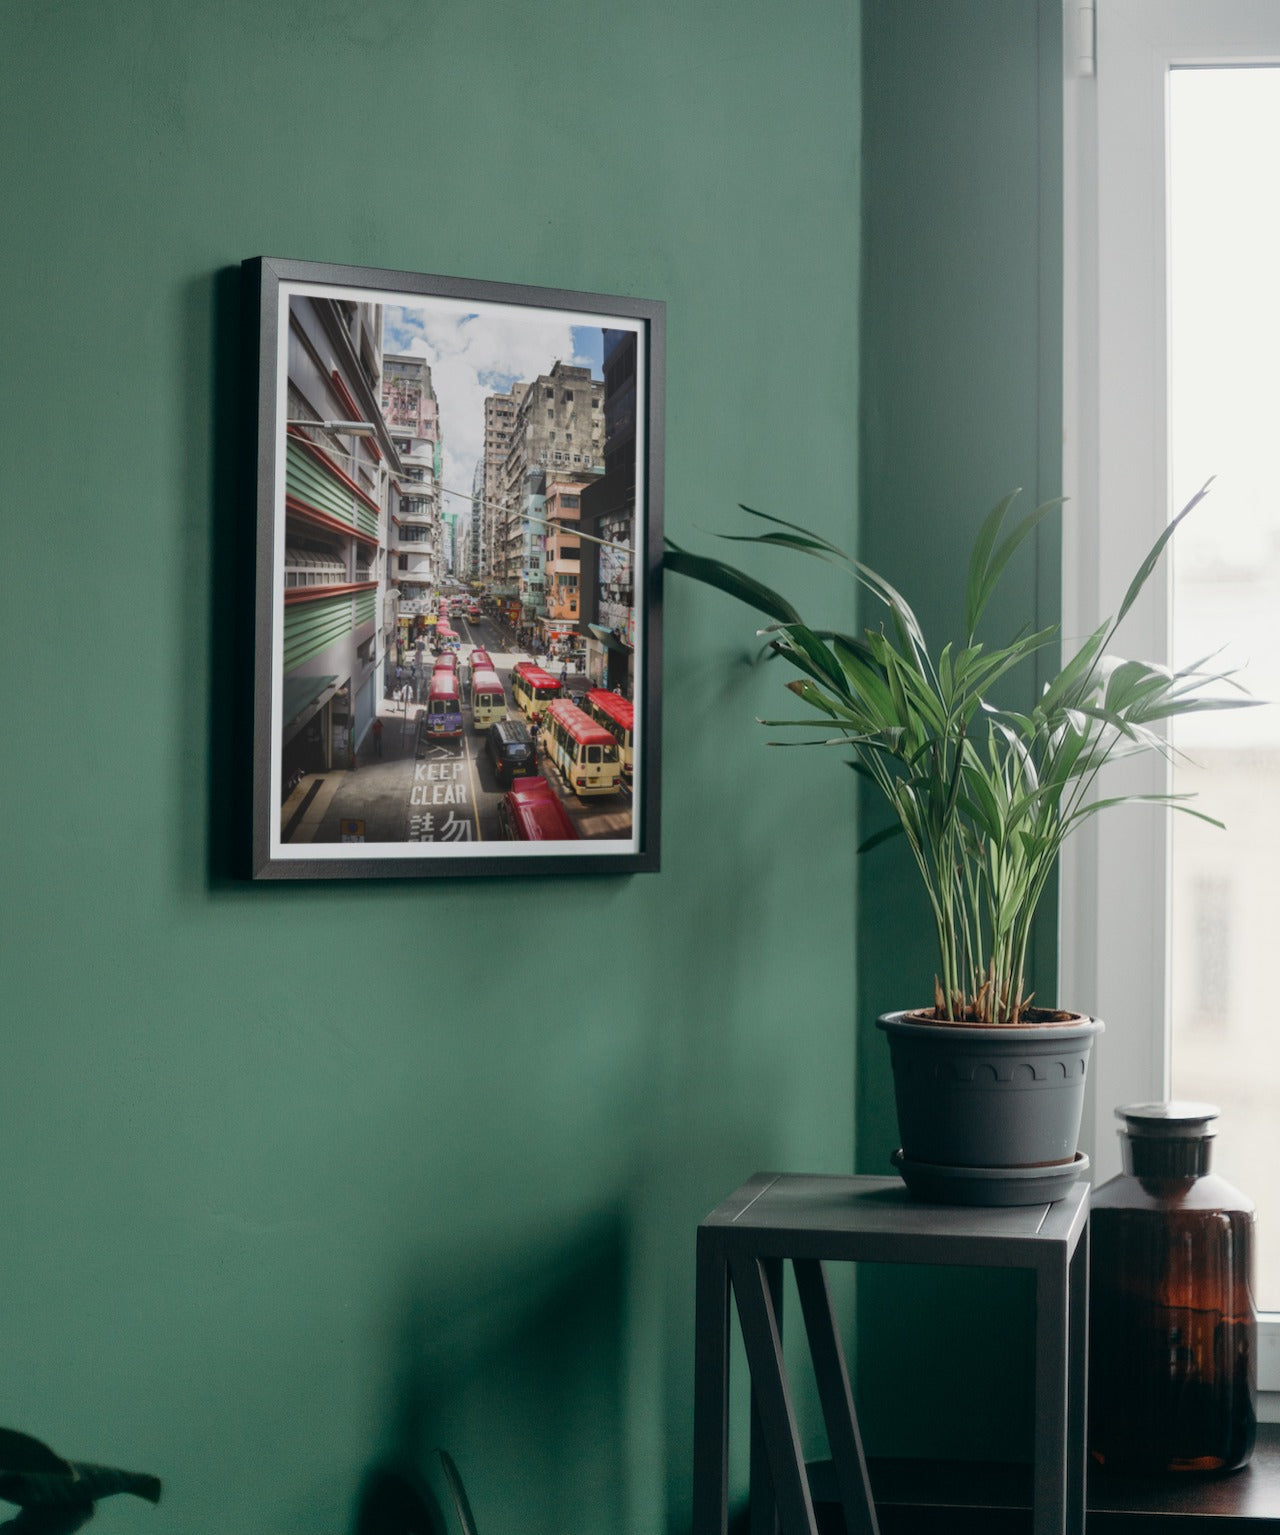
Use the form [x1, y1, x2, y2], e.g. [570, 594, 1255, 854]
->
[244, 257, 663, 878]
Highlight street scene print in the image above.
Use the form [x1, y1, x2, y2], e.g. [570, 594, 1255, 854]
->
[271, 281, 643, 859]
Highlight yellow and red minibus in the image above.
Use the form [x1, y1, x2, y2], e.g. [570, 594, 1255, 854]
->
[469, 667, 507, 731]
[424, 671, 462, 740]
[541, 700, 622, 796]
[511, 662, 562, 722]
[584, 689, 634, 785]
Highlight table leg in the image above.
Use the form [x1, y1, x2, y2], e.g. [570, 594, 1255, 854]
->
[1033, 1247, 1071, 1535]
[729, 1254, 820, 1535]
[793, 1259, 880, 1535]
[1066, 1223, 1089, 1533]
[750, 1257, 783, 1535]
[693, 1228, 730, 1535]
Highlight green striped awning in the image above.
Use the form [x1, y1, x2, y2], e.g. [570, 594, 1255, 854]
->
[588, 624, 632, 654]
[282, 673, 339, 730]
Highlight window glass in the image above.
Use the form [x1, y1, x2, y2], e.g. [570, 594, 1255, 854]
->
[1168, 66, 1280, 1309]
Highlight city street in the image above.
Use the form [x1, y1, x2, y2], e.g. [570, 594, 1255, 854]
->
[279, 610, 630, 846]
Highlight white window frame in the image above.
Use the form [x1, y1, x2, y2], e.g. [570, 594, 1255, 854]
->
[1062, 0, 1280, 1396]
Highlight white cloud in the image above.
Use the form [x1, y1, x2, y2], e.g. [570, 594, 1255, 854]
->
[384, 300, 596, 517]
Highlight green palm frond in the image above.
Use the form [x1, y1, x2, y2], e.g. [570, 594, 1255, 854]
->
[666, 485, 1255, 1022]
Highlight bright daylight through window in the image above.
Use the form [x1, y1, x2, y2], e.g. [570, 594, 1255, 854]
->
[1168, 66, 1280, 1312]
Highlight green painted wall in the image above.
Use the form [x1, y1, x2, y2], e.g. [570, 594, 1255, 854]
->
[0, 4, 859, 1533]
[855, 0, 1063, 1460]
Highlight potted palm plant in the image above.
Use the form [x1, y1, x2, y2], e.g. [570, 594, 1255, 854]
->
[666, 484, 1252, 1204]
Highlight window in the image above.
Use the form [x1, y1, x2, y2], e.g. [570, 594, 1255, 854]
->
[1167, 63, 1280, 1306]
[1066, 0, 1280, 1372]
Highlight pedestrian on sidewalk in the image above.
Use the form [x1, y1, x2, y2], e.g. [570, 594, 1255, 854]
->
[372, 716, 383, 758]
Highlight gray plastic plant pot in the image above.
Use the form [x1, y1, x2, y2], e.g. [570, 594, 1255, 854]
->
[877, 1010, 1105, 1204]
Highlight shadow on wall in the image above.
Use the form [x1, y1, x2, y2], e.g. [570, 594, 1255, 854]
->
[353, 1460, 448, 1535]
[354, 1450, 752, 1535]
[205, 265, 257, 890]
[352, 1209, 627, 1535]
[0, 1428, 160, 1534]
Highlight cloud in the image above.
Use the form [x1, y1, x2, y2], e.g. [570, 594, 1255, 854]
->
[383, 300, 601, 517]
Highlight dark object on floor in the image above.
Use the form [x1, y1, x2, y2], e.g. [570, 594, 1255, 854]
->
[354, 1463, 444, 1535]
[0, 1428, 160, 1534]
[354, 1452, 475, 1535]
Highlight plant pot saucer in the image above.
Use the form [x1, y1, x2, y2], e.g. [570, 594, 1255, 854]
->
[891, 1149, 1090, 1207]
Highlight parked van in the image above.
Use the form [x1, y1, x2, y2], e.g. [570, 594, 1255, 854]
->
[486, 717, 535, 787]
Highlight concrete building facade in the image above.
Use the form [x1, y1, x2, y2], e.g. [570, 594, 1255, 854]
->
[481, 384, 525, 598]
[282, 295, 399, 784]
[469, 458, 485, 583]
[498, 361, 603, 626]
[579, 329, 637, 692]
[381, 354, 443, 633]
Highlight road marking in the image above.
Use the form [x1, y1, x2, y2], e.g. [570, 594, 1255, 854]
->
[461, 728, 483, 842]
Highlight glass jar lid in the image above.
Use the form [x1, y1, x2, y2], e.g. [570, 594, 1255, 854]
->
[1116, 1101, 1219, 1139]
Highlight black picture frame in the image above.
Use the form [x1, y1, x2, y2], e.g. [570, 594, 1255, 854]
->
[244, 256, 663, 878]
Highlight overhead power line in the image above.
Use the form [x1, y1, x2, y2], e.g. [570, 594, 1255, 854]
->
[434, 482, 636, 554]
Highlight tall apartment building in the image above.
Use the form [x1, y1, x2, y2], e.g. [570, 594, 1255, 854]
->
[541, 477, 585, 646]
[469, 458, 485, 584]
[498, 361, 603, 627]
[480, 385, 524, 595]
[580, 329, 638, 692]
[442, 509, 460, 576]
[281, 295, 399, 790]
[381, 354, 443, 628]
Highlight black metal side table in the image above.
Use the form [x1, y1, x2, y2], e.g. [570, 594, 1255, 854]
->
[693, 1172, 1090, 1535]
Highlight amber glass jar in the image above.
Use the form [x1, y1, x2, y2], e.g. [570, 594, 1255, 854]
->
[1089, 1102, 1256, 1473]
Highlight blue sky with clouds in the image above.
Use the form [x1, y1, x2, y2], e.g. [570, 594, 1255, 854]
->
[382, 300, 607, 510]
